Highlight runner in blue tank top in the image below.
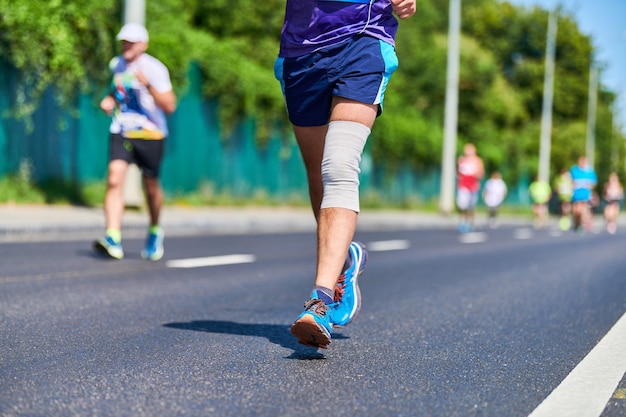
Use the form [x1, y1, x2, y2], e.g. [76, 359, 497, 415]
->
[570, 155, 597, 233]
[275, 0, 416, 349]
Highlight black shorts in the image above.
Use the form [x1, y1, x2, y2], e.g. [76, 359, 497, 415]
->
[109, 134, 164, 178]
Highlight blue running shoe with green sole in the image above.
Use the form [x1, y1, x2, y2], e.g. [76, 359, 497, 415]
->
[329, 241, 367, 327]
[291, 291, 333, 349]
[141, 229, 164, 261]
[93, 236, 124, 260]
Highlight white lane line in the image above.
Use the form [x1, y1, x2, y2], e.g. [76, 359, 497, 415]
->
[528, 312, 626, 417]
[514, 228, 534, 240]
[166, 254, 256, 269]
[367, 240, 411, 252]
[458, 232, 488, 244]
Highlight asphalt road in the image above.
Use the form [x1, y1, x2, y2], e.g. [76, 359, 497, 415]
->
[1, 225, 626, 417]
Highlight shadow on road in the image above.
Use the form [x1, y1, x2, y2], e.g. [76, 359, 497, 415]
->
[163, 320, 349, 360]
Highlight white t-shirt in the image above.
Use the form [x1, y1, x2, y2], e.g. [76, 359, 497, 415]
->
[109, 53, 173, 139]
[483, 178, 507, 207]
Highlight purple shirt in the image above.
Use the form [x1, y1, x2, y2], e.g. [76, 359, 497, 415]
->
[278, 0, 399, 58]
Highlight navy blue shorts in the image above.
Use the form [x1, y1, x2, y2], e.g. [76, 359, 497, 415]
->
[109, 134, 164, 178]
[275, 36, 398, 127]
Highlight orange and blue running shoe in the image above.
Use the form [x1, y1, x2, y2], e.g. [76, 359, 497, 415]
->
[291, 290, 333, 348]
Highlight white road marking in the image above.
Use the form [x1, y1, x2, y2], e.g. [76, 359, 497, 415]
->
[367, 240, 411, 252]
[528, 312, 626, 417]
[514, 228, 534, 240]
[166, 254, 256, 269]
[458, 232, 488, 244]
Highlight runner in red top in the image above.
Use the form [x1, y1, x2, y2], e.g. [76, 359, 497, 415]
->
[456, 143, 485, 232]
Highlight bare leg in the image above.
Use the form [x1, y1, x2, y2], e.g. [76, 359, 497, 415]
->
[572, 201, 585, 230]
[315, 207, 358, 290]
[293, 98, 377, 292]
[290, 99, 376, 347]
[104, 160, 129, 231]
[143, 175, 163, 227]
[293, 125, 327, 223]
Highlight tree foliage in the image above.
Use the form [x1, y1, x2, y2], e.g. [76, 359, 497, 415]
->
[0, 0, 118, 118]
[0, 0, 623, 186]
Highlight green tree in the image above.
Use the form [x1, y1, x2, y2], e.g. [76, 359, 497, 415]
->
[0, 0, 623, 189]
[0, 0, 118, 122]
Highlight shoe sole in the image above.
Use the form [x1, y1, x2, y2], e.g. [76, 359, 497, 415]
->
[290, 315, 331, 349]
[93, 240, 123, 260]
[141, 248, 164, 261]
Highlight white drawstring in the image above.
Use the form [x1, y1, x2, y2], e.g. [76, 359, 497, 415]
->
[358, 0, 374, 34]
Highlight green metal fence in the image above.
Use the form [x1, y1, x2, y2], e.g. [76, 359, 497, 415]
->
[1, 60, 533, 209]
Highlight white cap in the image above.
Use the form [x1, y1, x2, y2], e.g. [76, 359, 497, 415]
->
[116, 23, 149, 43]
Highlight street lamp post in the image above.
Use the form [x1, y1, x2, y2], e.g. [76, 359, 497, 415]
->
[122, 0, 146, 207]
[538, 9, 557, 184]
[586, 65, 598, 168]
[124, 0, 145, 25]
[439, 0, 461, 215]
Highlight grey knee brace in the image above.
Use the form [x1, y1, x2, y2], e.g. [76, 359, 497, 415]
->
[320, 121, 371, 213]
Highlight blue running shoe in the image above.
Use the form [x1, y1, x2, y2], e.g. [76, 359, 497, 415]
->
[291, 291, 333, 349]
[93, 236, 124, 260]
[141, 229, 164, 261]
[329, 241, 367, 327]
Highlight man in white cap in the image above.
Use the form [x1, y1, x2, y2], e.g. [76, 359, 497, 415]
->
[94, 23, 176, 261]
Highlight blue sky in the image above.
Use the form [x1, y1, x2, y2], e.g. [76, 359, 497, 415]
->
[504, 0, 626, 129]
